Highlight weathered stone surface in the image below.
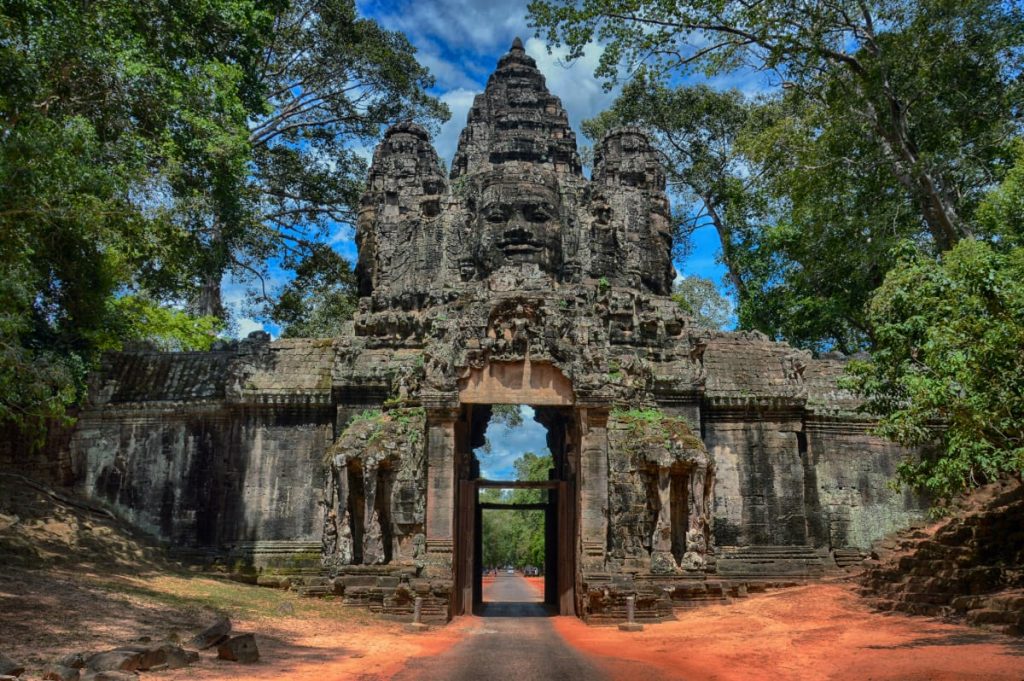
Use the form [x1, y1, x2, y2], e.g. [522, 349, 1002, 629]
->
[83, 651, 138, 673]
[217, 634, 259, 663]
[189, 617, 231, 650]
[861, 479, 1023, 635]
[83, 643, 193, 674]
[55, 653, 87, 670]
[79, 672, 137, 681]
[42, 665, 79, 681]
[0, 653, 24, 677]
[70, 37, 930, 624]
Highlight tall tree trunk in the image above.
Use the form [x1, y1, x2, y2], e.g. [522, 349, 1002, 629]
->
[193, 270, 226, 319]
[703, 197, 748, 299]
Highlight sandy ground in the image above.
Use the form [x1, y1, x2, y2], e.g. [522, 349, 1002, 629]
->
[3, 483, 1023, 680]
[0, 567, 476, 681]
[4, 569, 1024, 680]
[2, 561, 1024, 675]
[554, 583, 1024, 681]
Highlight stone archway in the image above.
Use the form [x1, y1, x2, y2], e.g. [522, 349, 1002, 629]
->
[450, 360, 578, 616]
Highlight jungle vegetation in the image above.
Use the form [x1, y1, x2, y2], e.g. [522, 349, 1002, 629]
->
[533, 0, 1023, 499]
[0, 0, 447, 441]
[480, 452, 552, 571]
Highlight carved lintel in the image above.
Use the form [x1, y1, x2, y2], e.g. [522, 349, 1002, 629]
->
[426, 538, 454, 554]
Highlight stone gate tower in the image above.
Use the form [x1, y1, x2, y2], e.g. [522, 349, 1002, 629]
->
[72, 40, 925, 622]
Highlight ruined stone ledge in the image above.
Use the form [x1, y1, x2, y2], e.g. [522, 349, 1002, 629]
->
[703, 395, 808, 410]
[226, 391, 333, 406]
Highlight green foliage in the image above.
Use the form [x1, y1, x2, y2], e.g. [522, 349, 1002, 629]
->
[0, 0, 447, 446]
[490, 404, 525, 429]
[238, 0, 450, 323]
[610, 408, 703, 452]
[480, 452, 552, 570]
[672, 277, 732, 330]
[271, 244, 357, 338]
[102, 296, 224, 352]
[975, 139, 1024, 248]
[531, 0, 1024, 352]
[0, 0, 272, 441]
[844, 239, 1024, 499]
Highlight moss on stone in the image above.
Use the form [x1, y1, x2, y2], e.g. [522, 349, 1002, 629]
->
[610, 407, 705, 453]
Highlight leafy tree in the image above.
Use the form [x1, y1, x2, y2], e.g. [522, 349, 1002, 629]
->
[975, 139, 1024, 247]
[546, 0, 1023, 352]
[0, 0, 446, 444]
[732, 93, 924, 353]
[672, 276, 732, 330]
[480, 452, 552, 570]
[490, 404, 525, 429]
[271, 244, 357, 338]
[530, 0, 1023, 251]
[0, 0, 263, 440]
[844, 239, 1024, 500]
[197, 0, 451, 320]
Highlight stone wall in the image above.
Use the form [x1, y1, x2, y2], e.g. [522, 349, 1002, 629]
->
[74, 405, 332, 553]
[704, 415, 808, 547]
[805, 418, 925, 550]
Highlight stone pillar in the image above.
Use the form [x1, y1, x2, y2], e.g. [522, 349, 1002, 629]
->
[328, 459, 353, 565]
[425, 407, 459, 562]
[363, 463, 385, 564]
[682, 461, 713, 569]
[650, 466, 675, 573]
[578, 407, 609, 570]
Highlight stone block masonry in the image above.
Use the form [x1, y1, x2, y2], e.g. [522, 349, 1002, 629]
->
[66, 38, 928, 623]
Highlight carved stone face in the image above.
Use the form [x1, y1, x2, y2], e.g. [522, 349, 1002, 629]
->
[639, 195, 675, 295]
[474, 178, 562, 276]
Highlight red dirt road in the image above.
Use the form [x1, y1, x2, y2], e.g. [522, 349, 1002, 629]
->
[553, 583, 1024, 681]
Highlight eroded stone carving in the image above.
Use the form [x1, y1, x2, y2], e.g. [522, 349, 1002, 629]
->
[322, 408, 427, 571]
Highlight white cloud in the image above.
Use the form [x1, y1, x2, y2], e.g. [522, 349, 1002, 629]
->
[434, 87, 481, 168]
[524, 38, 619, 142]
[417, 48, 483, 92]
[369, 0, 530, 57]
[235, 317, 266, 337]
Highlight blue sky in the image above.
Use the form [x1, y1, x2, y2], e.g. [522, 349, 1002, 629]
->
[228, 0, 744, 336]
[475, 406, 551, 480]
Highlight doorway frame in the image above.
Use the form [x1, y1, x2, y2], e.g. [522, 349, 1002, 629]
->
[457, 478, 575, 615]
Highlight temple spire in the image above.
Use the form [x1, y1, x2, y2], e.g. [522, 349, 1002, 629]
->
[449, 36, 582, 179]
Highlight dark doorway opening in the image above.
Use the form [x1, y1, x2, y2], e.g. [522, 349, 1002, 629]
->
[453, 404, 577, 617]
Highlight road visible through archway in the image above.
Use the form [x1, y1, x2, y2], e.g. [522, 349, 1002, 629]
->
[392, 572, 608, 681]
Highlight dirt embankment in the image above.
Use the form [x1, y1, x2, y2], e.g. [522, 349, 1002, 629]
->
[556, 583, 1024, 681]
[0, 475, 471, 680]
[860, 478, 1024, 635]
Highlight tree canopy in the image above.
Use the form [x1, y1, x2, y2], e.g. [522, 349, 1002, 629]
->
[844, 239, 1024, 499]
[531, 0, 1023, 250]
[535, 0, 1024, 498]
[480, 452, 552, 570]
[0, 0, 446, 442]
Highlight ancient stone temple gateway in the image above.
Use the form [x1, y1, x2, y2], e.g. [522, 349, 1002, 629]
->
[71, 39, 925, 623]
